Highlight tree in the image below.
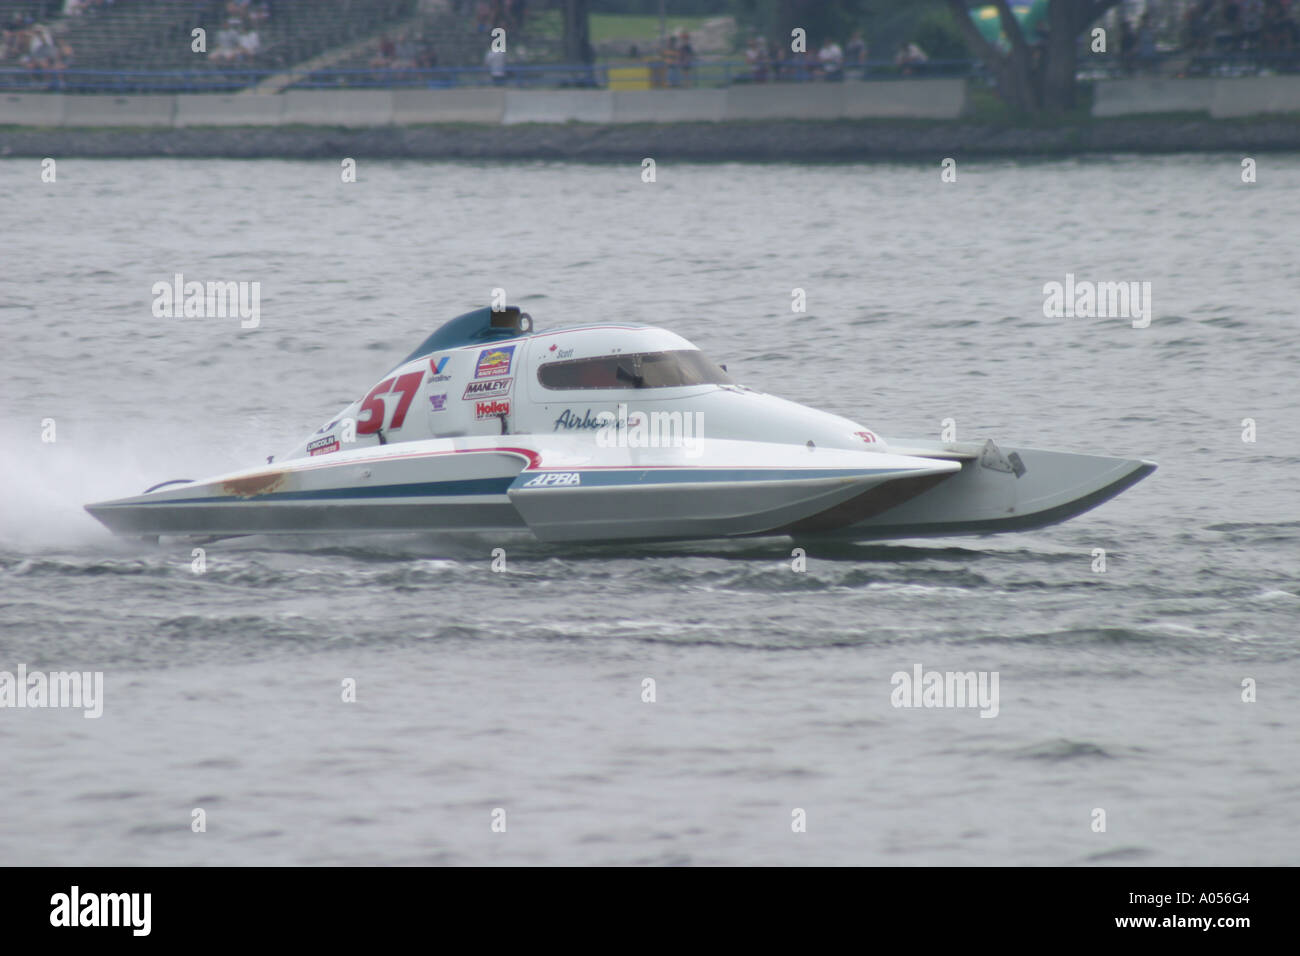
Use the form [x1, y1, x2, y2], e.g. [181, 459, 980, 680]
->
[945, 0, 1120, 113]
[563, 0, 594, 64]
[731, 0, 870, 48]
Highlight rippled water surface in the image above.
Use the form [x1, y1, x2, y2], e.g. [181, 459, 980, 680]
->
[1, 156, 1298, 865]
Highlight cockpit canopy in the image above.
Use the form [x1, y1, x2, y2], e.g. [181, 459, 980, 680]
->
[281, 305, 888, 462]
[538, 350, 733, 390]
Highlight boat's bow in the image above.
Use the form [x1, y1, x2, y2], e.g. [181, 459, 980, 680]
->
[822, 438, 1157, 540]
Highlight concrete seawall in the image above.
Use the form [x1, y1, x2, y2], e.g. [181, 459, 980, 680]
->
[1092, 75, 1300, 118]
[1, 80, 968, 128]
[2, 77, 1297, 160]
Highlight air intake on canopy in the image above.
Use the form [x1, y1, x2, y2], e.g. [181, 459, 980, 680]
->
[490, 306, 532, 332]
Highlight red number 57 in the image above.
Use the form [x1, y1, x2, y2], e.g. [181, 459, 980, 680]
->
[357, 370, 424, 435]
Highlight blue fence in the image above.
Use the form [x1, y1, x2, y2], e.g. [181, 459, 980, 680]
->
[0, 58, 979, 94]
[3, 51, 1298, 94]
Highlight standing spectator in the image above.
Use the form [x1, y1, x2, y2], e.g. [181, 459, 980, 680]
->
[371, 35, 396, 68]
[1119, 17, 1137, 70]
[663, 35, 681, 87]
[818, 36, 844, 80]
[678, 30, 694, 86]
[238, 26, 261, 63]
[211, 19, 242, 63]
[745, 36, 769, 83]
[507, 0, 526, 31]
[1183, 0, 1215, 53]
[484, 43, 507, 85]
[1137, 13, 1157, 71]
[1241, 0, 1265, 48]
[769, 39, 788, 81]
[846, 30, 866, 77]
[1262, 0, 1298, 53]
[416, 34, 439, 69]
[1215, 0, 1241, 53]
[395, 35, 419, 68]
[894, 41, 928, 75]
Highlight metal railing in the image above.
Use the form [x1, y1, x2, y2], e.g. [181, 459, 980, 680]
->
[3, 50, 1298, 94]
[0, 58, 981, 94]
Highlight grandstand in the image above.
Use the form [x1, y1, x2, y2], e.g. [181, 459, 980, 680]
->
[1, 0, 421, 90]
[290, 2, 570, 90]
[4, 1, 1296, 95]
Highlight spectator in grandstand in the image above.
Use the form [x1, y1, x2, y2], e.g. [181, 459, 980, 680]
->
[1, 23, 23, 61]
[507, 0, 527, 31]
[678, 31, 695, 86]
[395, 36, 419, 69]
[371, 34, 396, 68]
[745, 36, 769, 82]
[663, 34, 680, 87]
[1262, 0, 1298, 53]
[238, 26, 260, 61]
[1214, 0, 1241, 52]
[769, 39, 789, 81]
[415, 34, 439, 70]
[484, 43, 507, 85]
[818, 36, 844, 80]
[846, 30, 866, 75]
[1241, 0, 1265, 48]
[894, 41, 928, 75]
[803, 43, 823, 80]
[1119, 16, 1137, 70]
[211, 19, 242, 64]
[1183, 0, 1215, 52]
[1137, 12, 1157, 70]
[26, 24, 58, 69]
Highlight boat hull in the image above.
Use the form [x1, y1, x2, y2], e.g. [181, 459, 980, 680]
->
[830, 441, 1157, 540]
[84, 436, 966, 543]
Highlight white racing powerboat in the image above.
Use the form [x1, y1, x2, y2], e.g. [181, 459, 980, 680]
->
[86, 306, 1156, 544]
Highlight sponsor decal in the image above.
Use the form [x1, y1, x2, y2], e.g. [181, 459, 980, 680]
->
[307, 435, 340, 456]
[462, 377, 512, 400]
[475, 399, 510, 421]
[428, 356, 452, 382]
[475, 345, 515, 378]
[855, 430, 879, 444]
[428, 393, 448, 412]
[522, 472, 582, 488]
[547, 343, 575, 359]
[553, 408, 607, 431]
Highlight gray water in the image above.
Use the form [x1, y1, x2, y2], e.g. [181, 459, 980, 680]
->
[1, 156, 1298, 866]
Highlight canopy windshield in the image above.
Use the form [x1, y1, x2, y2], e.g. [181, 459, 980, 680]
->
[539, 350, 733, 390]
